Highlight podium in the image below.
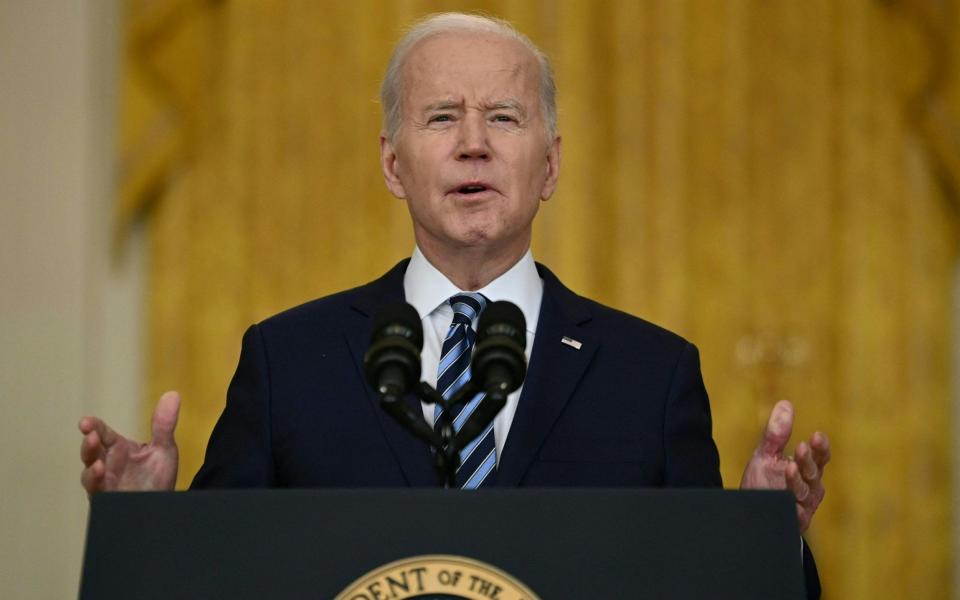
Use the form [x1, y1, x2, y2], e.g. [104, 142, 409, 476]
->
[80, 488, 806, 599]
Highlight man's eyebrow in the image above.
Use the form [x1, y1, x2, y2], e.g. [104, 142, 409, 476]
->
[421, 99, 527, 115]
[423, 100, 463, 112]
[484, 99, 526, 113]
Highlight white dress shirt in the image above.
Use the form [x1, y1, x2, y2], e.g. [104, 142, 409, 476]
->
[403, 247, 543, 463]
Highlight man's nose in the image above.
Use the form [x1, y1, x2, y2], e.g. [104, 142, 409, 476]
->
[456, 113, 491, 161]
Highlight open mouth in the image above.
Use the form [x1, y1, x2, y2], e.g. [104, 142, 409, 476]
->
[455, 184, 490, 195]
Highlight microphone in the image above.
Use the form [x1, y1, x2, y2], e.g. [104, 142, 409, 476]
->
[363, 302, 423, 399]
[454, 300, 527, 449]
[364, 302, 442, 448]
[472, 300, 527, 396]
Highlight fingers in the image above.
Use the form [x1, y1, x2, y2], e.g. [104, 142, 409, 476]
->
[791, 434, 828, 535]
[810, 431, 831, 468]
[748, 401, 827, 534]
[757, 400, 795, 458]
[793, 439, 828, 500]
[785, 460, 810, 502]
[792, 470, 824, 534]
[78, 415, 119, 448]
[150, 391, 181, 448]
[795, 442, 818, 481]
[796, 434, 831, 491]
[80, 459, 105, 494]
[80, 430, 103, 467]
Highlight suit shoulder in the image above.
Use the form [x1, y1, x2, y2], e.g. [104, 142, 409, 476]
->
[258, 285, 362, 327]
[538, 262, 692, 356]
[251, 284, 375, 347]
[579, 296, 692, 353]
[253, 260, 407, 337]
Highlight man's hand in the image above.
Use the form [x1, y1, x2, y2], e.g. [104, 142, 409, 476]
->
[78, 391, 181, 494]
[740, 400, 830, 533]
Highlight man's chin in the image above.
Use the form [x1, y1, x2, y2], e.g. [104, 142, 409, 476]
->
[416, 220, 529, 255]
[427, 231, 505, 255]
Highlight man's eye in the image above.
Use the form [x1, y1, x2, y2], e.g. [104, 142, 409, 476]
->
[492, 114, 517, 123]
[428, 114, 453, 123]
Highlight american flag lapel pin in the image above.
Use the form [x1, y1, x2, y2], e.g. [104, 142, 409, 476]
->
[561, 336, 583, 350]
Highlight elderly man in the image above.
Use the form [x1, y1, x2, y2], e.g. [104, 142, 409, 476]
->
[79, 12, 829, 596]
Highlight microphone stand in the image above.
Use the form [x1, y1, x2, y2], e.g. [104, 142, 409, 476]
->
[376, 380, 507, 488]
[411, 380, 506, 489]
[414, 382, 459, 488]
[367, 300, 522, 487]
[377, 392, 443, 448]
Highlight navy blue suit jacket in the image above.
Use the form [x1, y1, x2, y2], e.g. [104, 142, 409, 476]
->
[191, 260, 721, 488]
[190, 259, 819, 597]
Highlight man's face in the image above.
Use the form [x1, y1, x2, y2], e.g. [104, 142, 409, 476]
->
[380, 32, 560, 260]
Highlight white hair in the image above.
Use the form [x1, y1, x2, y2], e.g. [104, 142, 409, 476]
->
[379, 12, 558, 144]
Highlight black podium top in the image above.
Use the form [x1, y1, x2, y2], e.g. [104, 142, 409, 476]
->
[80, 488, 805, 599]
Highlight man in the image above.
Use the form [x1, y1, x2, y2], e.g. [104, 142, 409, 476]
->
[79, 11, 829, 595]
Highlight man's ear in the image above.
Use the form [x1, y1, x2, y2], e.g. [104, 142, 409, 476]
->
[380, 133, 407, 199]
[540, 135, 561, 201]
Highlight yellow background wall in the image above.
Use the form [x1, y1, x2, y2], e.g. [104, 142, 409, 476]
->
[119, 2, 960, 598]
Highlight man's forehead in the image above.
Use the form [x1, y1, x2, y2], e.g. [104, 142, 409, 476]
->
[402, 32, 538, 92]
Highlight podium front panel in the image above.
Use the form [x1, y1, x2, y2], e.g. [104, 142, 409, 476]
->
[80, 488, 805, 599]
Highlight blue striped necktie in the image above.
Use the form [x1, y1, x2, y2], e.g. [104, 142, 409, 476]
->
[434, 293, 496, 488]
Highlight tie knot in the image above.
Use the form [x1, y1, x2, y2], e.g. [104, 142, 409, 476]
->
[448, 293, 486, 325]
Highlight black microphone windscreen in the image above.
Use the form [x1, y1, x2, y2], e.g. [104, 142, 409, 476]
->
[370, 302, 423, 351]
[476, 301, 526, 350]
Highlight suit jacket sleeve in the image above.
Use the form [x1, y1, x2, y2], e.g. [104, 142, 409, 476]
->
[663, 342, 722, 487]
[190, 324, 275, 488]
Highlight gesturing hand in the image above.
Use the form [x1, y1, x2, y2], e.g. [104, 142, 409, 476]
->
[78, 391, 181, 494]
[739, 400, 830, 533]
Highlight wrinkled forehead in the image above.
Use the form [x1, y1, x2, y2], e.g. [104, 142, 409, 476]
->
[401, 32, 541, 108]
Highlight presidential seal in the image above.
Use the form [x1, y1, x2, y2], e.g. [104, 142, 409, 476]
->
[334, 554, 541, 600]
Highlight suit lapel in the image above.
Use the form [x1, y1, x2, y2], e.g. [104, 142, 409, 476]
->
[343, 260, 601, 488]
[344, 259, 440, 487]
[495, 264, 599, 486]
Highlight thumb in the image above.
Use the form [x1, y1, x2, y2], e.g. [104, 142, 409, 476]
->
[151, 391, 181, 448]
[758, 399, 794, 458]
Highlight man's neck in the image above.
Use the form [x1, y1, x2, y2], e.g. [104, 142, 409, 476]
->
[417, 241, 529, 291]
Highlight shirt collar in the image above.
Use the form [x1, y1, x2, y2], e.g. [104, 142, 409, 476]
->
[403, 246, 543, 334]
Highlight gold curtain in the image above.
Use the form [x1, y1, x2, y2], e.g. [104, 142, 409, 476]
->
[118, 1, 960, 597]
